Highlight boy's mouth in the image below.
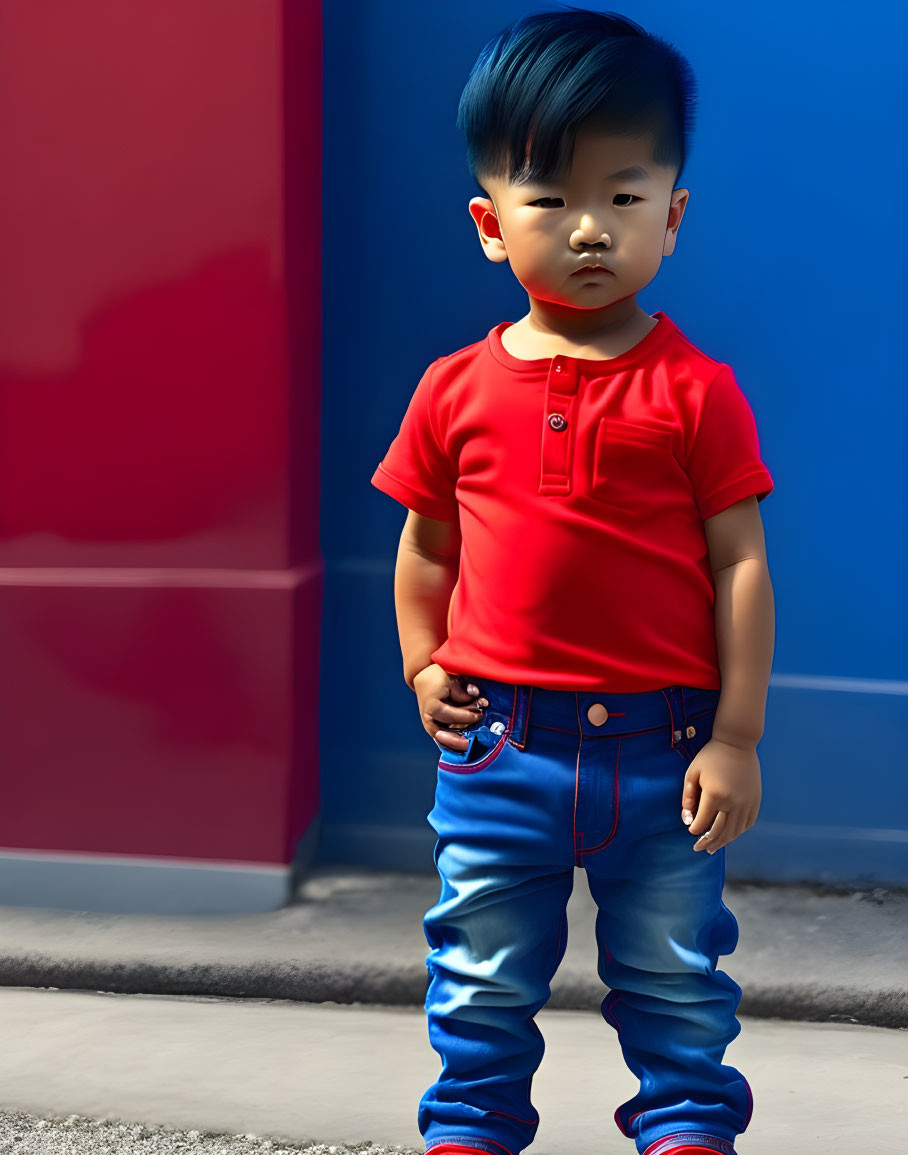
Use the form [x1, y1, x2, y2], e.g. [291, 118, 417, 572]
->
[572, 265, 613, 276]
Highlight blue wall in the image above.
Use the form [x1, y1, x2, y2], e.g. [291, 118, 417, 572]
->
[319, 1, 908, 885]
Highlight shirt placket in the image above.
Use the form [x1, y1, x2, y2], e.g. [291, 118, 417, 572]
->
[539, 355, 580, 495]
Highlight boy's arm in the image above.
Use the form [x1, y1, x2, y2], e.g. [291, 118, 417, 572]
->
[395, 510, 462, 690]
[704, 495, 775, 748]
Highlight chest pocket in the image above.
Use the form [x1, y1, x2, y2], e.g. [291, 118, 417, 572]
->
[590, 417, 678, 512]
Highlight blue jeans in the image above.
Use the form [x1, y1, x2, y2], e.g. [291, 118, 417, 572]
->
[420, 678, 753, 1155]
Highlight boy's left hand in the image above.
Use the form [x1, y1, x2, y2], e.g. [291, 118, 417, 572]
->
[680, 739, 762, 853]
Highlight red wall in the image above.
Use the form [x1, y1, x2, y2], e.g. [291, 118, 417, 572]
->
[0, 0, 321, 878]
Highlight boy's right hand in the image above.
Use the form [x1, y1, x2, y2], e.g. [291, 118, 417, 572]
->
[412, 663, 488, 752]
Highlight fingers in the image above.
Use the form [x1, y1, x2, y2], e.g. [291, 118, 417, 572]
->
[691, 809, 755, 853]
[692, 809, 726, 853]
[434, 726, 468, 751]
[433, 677, 488, 749]
[686, 790, 715, 839]
[447, 676, 480, 703]
[680, 771, 700, 826]
[441, 678, 488, 727]
[681, 748, 761, 853]
[434, 709, 484, 750]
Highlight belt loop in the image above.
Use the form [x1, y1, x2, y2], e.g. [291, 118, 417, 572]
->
[662, 685, 685, 749]
[508, 684, 531, 750]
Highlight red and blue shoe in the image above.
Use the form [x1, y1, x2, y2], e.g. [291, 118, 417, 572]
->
[426, 1146, 499, 1155]
[642, 1135, 737, 1155]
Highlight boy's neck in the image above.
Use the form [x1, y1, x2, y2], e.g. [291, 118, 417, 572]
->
[503, 297, 658, 362]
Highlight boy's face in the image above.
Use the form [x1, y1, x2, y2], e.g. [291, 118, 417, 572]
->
[468, 123, 688, 319]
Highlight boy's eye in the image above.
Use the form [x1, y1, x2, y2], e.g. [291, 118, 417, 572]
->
[528, 194, 642, 208]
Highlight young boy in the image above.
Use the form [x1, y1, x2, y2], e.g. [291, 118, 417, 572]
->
[371, 8, 774, 1155]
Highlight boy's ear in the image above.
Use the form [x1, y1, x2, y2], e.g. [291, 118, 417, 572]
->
[662, 188, 689, 256]
[468, 197, 509, 263]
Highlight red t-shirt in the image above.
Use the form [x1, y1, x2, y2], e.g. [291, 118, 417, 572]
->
[371, 311, 774, 692]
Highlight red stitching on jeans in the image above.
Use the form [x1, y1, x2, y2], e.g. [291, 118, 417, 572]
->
[507, 688, 711, 744]
[532, 718, 679, 738]
[437, 731, 509, 774]
[579, 736, 621, 854]
[531, 721, 590, 735]
[573, 694, 582, 865]
[512, 684, 523, 749]
[506, 684, 531, 751]
[603, 992, 625, 1031]
[661, 687, 676, 747]
[487, 1109, 539, 1124]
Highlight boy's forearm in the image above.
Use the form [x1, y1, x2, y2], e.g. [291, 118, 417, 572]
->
[711, 558, 775, 749]
[394, 539, 460, 690]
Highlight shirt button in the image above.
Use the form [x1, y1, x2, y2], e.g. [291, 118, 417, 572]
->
[548, 413, 567, 431]
[587, 703, 609, 726]
[686, 725, 696, 739]
[673, 729, 683, 742]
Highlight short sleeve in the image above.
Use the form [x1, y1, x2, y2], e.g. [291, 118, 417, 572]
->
[370, 358, 460, 522]
[686, 364, 774, 521]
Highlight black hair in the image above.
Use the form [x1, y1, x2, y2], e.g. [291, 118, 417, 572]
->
[456, 5, 697, 190]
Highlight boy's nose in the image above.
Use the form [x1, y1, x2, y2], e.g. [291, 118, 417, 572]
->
[571, 226, 611, 248]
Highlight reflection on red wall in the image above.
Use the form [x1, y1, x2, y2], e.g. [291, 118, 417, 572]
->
[0, 0, 321, 887]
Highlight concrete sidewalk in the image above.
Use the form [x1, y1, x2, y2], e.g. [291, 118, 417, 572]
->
[0, 866, 905, 1028]
[0, 992, 904, 1154]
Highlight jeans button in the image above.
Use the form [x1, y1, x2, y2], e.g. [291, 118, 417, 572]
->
[587, 703, 609, 726]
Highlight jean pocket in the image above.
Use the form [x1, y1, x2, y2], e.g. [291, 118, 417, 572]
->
[436, 707, 513, 774]
[590, 417, 678, 511]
